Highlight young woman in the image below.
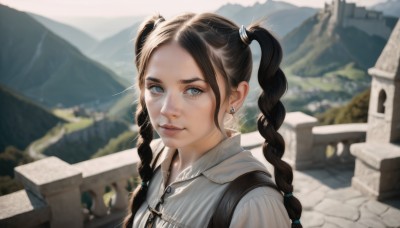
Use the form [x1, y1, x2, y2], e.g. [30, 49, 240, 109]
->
[124, 13, 302, 228]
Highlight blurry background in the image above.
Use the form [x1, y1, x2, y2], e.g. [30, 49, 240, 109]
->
[0, 0, 399, 195]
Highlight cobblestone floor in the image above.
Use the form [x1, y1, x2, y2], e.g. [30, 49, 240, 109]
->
[251, 147, 400, 228]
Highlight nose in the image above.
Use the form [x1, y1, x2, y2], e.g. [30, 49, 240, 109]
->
[160, 91, 181, 119]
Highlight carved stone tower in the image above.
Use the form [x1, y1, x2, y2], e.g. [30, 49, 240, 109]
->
[367, 21, 400, 144]
[351, 21, 400, 200]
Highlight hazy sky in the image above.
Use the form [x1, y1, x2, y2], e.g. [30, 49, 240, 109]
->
[1, 0, 385, 19]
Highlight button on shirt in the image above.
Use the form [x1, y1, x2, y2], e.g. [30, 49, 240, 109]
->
[133, 132, 291, 228]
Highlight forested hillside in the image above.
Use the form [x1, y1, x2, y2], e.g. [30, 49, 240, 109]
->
[0, 85, 64, 152]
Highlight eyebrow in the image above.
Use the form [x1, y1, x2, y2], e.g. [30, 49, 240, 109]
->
[146, 77, 162, 83]
[146, 77, 205, 84]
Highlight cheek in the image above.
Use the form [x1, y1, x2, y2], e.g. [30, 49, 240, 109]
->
[143, 91, 151, 106]
[144, 91, 160, 118]
[193, 93, 217, 124]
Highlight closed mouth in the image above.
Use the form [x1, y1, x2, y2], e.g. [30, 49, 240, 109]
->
[159, 124, 184, 130]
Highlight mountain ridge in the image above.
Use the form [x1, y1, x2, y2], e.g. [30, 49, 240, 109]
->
[282, 11, 390, 76]
[29, 13, 98, 54]
[215, 0, 317, 38]
[0, 4, 126, 109]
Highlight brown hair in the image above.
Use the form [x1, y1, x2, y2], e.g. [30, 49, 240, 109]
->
[124, 13, 302, 228]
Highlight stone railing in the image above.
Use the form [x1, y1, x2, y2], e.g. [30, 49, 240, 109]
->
[0, 149, 140, 228]
[75, 149, 139, 228]
[313, 123, 367, 163]
[0, 112, 369, 227]
[280, 112, 367, 169]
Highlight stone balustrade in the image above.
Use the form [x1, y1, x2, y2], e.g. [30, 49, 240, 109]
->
[313, 123, 368, 163]
[74, 148, 139, 227]
[0, 112, 370, 227]
[0, 148, 140, 228]
[280, 112, 367, 169]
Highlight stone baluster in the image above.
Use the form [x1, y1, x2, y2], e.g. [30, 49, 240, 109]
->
[14, 157, 83, 228]
[89, 187, 108, 217]
[338, 140, 353, 162]
[111, 180, 129, 211]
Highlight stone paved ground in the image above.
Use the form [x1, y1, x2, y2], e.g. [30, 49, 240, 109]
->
[295, 164, 400, 228]
[251, 147, 400, 228]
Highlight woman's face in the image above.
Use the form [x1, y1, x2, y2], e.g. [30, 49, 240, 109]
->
[143, 42, 228, 151]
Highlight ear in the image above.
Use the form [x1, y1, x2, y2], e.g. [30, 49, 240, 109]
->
[226, 81, 249, 114]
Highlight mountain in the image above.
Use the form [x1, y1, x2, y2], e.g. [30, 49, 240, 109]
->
[90, 22, 140, 63]
[282, 13, 388, 76]
[54, 16, 143, 40]
[88, 0, 317, 84]
[0, 85, 65, 152]
[215, 1, 318, 38]
[277, 6, 399, 114]
[0, 5, 126, 109]
[91, 130, 137, 158]
[89, 22, 140, 83]
[371, 0, 400, 18]
[29, 13, 98, 54]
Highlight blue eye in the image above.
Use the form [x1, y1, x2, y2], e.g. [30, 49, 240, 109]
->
[148, 85, 164, 94]
[186, 87, 203, 96]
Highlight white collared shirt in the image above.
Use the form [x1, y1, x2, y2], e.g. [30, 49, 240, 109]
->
[133, 132, 291, 228]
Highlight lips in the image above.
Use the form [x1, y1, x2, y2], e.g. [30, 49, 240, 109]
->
[159, 124, 184, 130]
[158, 124, 184, 137]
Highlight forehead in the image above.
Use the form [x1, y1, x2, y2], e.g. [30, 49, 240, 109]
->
[145, 42, 204, 80]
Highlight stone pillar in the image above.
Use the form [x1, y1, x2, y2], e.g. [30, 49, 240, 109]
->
[15, 157, 83, 228]
[280, 112, 318, 170]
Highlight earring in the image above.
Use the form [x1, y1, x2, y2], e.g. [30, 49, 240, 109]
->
[229, 106, 235, 114]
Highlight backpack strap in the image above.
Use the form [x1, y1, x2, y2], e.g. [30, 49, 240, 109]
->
[208, 171, 279, 228]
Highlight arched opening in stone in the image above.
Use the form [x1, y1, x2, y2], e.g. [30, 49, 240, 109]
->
[377, 89, 386, 114]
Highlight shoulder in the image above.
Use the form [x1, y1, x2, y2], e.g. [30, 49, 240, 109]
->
[229, 187, 291, 228]
[203, 150, 271, 184]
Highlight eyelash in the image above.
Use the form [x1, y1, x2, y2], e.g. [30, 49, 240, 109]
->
[185, 87, 203, 96]
[146, 84, 204, 97]
[147, 85, 164, 94]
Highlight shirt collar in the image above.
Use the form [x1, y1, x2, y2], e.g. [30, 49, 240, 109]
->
[158, 130, 243, 184]
[156, 130, 271, 185]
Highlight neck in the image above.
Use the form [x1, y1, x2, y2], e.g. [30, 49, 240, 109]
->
[173, 129, 227, 174]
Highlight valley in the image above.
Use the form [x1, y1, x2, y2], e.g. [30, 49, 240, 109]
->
[1, 0, 399, 196]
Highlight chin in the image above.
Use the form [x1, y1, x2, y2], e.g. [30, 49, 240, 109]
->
[159, 137, 182, 148]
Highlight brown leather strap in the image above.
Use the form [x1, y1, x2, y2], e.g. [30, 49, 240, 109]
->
[208, 171, 278, 228]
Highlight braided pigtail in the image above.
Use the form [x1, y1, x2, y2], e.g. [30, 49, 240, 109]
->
[247, 26, 302, 228]
[123, 15, 163, 228]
